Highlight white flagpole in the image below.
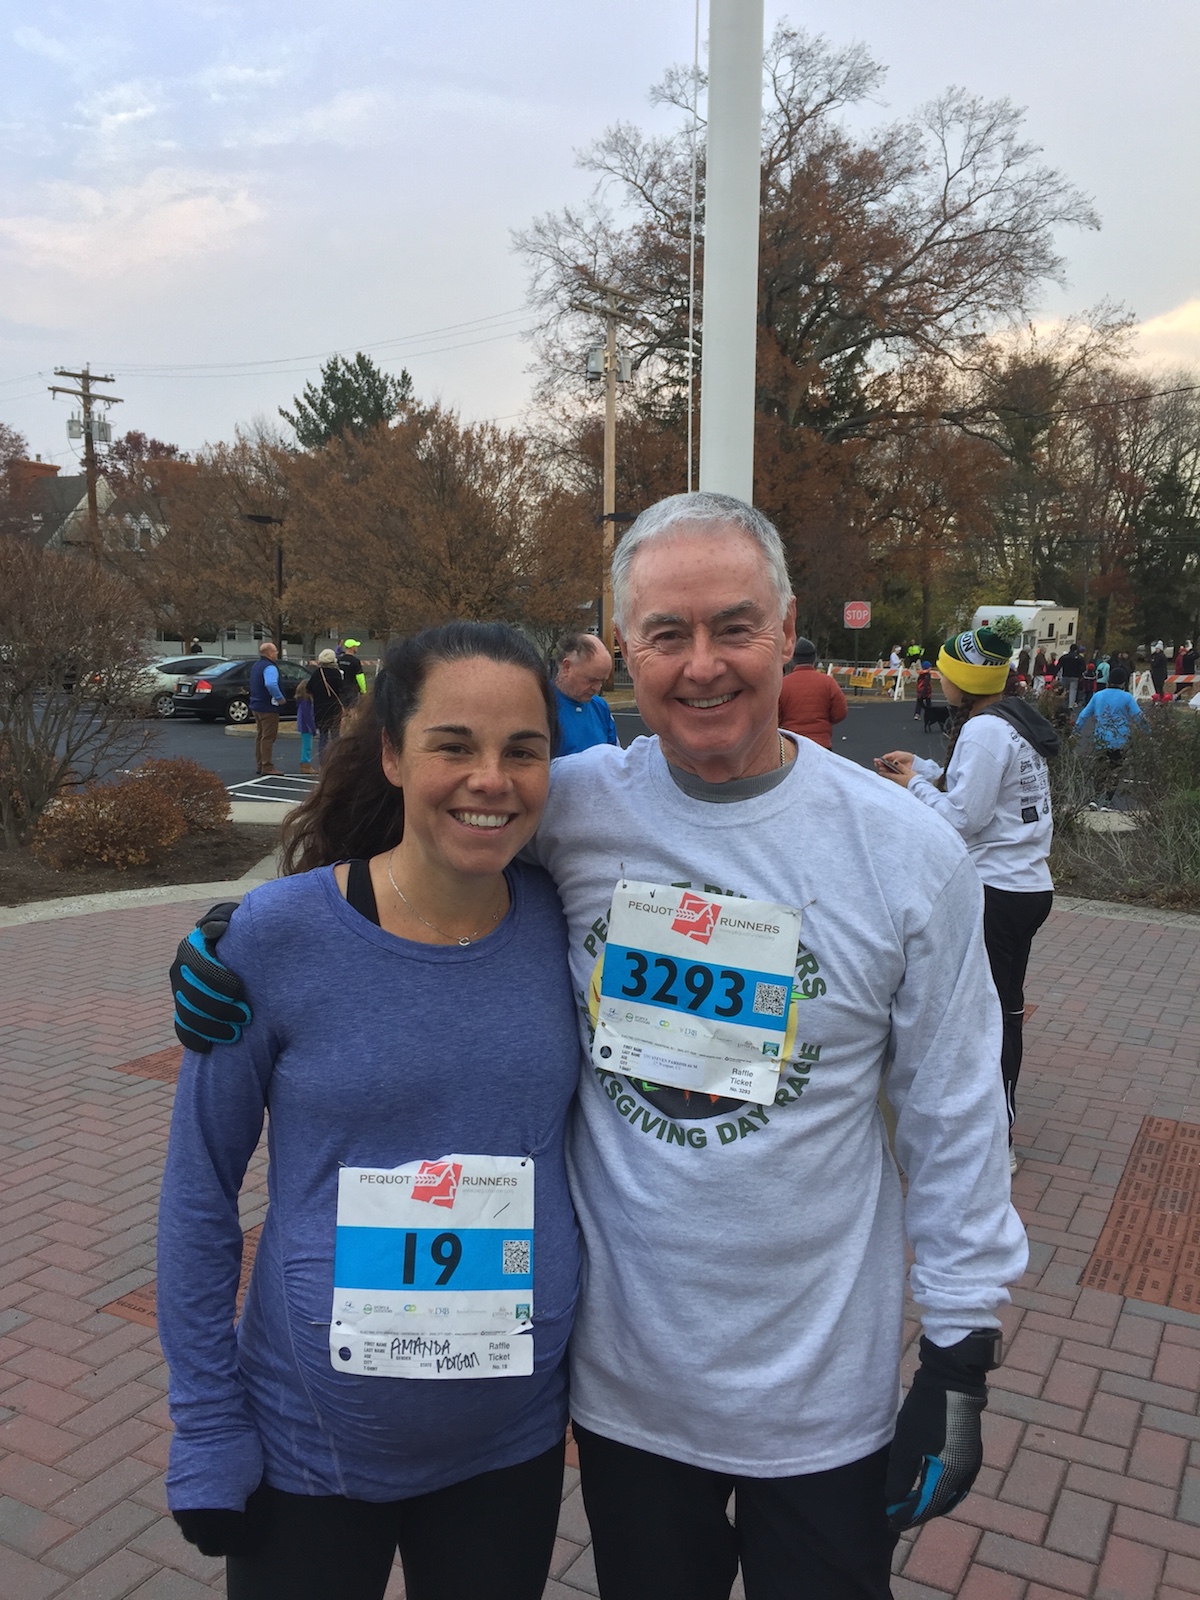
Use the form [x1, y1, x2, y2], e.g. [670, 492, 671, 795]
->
[697, 0, 764, 503]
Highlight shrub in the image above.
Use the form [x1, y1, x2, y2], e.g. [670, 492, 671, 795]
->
[31, 777, 187, 871]
[1050, 706, 1200, 906]
[0, 540, 152, 847]
[134, 757, 231, 833]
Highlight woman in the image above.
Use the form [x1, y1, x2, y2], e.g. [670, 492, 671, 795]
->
[158, 623, 580, 1600]
[874, 627, 1059, 1172]
[306, 648, 346, 758]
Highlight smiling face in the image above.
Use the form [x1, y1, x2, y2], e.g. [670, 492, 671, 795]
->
[616, 526, 796, 781]
[381, 656, 552, 880]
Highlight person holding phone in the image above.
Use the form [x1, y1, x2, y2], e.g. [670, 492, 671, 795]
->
[875, 627, 1059, 1171]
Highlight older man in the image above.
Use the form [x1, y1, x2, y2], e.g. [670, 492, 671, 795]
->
[552, 632, 620, 757]
[248, 642, 286, 776]
[172, 492, 1025, 1600]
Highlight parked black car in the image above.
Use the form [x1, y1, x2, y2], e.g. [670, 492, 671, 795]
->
[172, 658, 307, 723]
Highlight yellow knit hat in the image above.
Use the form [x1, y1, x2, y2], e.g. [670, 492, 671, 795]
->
[936, 629, 1012, 695]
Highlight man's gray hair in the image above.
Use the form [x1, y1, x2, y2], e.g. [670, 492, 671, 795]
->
[611, 492, 793, 630]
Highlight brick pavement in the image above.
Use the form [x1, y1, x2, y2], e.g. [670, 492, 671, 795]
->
[0, 893, 1198, 1598]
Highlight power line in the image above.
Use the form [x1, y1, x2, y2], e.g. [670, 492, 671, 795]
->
[116, 326, 532, 382]
[974, 382, 1200, 424]
[109, 306, 530, 378]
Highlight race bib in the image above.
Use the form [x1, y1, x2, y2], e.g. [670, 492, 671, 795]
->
[329, 1154, 534, 1379]
[592, 881, 802, 1104]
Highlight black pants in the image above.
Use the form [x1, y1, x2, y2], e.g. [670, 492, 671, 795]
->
[574, 1424, 896, 1600]
[226, 1439, 564, 1600]
[982, 884, 1053, 1131]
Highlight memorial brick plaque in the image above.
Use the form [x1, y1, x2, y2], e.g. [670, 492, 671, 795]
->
[102, 1224, 262, 1327]
[113, 1046, 184, 1083]
[1081, 1116, 1200, 1311]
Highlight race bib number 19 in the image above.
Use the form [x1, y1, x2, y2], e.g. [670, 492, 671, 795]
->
[592, 881, 802, 1104]
[330, 1154, 534, 1379]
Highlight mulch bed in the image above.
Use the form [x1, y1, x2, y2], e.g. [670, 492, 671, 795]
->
[0, 823, 276, 908]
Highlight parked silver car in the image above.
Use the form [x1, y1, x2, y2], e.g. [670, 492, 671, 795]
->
[137, 656, 228, 717]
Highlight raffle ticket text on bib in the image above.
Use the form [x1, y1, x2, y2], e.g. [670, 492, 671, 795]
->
[593, 880, 802, 1104]
[330, 1154, 534, 1379]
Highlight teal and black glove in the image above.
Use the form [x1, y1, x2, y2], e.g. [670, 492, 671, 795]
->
[170, 902, 250, 1053]
[885, 1331, 998, 1532]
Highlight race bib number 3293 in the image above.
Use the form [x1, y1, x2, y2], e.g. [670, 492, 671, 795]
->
[330, 1154, 534, 1380]
[592, 881, 802, 1104]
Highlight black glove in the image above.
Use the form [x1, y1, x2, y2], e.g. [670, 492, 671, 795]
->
[885, 1331, 997, 1532]
[173, 1506, 262, 1559]
[170, 902, 251, 1053]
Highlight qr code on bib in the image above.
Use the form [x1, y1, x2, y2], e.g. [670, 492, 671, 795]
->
[753, 982, 788, 1018]
[502, 1239, 530, 1276]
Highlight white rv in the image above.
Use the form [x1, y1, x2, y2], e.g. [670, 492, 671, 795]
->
[969, 602, 1080, 664]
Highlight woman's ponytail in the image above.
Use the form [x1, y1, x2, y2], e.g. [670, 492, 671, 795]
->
[280, 693, 403, 873]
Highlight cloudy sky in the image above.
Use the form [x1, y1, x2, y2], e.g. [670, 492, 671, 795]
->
[1, 0, 1197, 468]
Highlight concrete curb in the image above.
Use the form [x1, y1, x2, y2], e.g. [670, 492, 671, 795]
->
[229, 799, 297, 824]
[1052, 893, 1200, 929]
[0, 851, 281, 928]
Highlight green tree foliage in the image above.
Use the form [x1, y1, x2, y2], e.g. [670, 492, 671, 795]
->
[280, 354, 414, 449]
[1128, 468, 1200, 646]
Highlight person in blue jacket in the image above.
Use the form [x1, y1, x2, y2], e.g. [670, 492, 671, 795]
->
[551, 632, 620, 757]
[1074, 667, 1148, 807]
[249, 642, 287, 776]
[159, 622, 580, 1600]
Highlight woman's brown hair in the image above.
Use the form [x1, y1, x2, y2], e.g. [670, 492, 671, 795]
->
[934, 692, 986, 791]
[280, 622, 558, 874]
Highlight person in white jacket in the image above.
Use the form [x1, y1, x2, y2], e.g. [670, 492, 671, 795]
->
[876, 627, 1059, 1172]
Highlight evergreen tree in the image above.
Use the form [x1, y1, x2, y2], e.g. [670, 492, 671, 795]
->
[280, 353, 413, 449]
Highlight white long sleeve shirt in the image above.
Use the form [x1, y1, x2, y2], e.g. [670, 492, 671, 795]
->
[908, 715, 1053, 893]
[530, 735, 1027, 1478]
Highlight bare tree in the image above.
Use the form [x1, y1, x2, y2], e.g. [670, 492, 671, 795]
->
[0, 542, 153, 847]
[516, 23, 1098, 439]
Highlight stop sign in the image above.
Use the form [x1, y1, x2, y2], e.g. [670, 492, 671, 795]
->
[843, 601, 871, 629]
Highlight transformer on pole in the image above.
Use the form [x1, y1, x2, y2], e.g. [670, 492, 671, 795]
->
[697, 0, 764, 505]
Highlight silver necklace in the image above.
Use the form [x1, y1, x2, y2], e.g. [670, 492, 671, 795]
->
[386, 849, 504, 946]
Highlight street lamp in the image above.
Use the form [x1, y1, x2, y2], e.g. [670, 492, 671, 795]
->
[241, 513, 285, 652]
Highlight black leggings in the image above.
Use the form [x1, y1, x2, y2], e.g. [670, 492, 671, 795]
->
[982, 884, 1053, 1131]
[574, 1424, 896, 1600]
[226, 1439, 565, 1600]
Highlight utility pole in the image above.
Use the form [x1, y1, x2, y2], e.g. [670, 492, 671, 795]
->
[242, 514, 287, 651]
[48, 366, 122, 554]
[577, 270, 635, 665]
